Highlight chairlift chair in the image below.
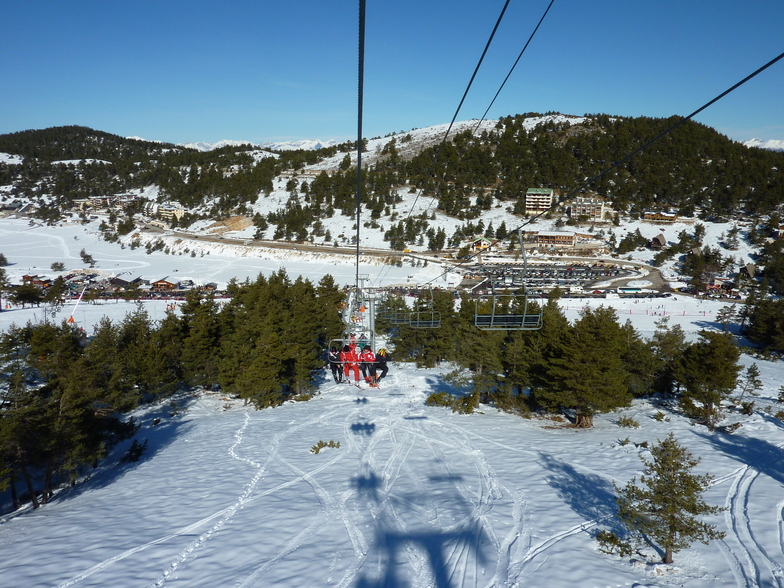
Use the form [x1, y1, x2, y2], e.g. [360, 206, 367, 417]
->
[473, 229, 543, 331]
[473, 291, 543, 330]
[407, 288, 441, 329]
[408, 310, 442, 328]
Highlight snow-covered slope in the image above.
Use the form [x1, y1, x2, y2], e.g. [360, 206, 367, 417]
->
[0, 152, 24, 164]
[0, 339, 781, 587]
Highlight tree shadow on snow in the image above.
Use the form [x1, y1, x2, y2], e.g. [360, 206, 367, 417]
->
[537, 451, 624, 535]
[693, 320, 743, 336]
[351, 467, 489, 588]
[47, 395, 199, 505]
[424, 375, 464, 397]
[694, 430, 784, 486]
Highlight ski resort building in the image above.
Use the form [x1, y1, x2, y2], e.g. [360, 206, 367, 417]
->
[524, 188, 554, 215]
[569, 196, 610, 221]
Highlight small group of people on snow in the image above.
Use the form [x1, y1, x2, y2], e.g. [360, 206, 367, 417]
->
[328, 342, 389, 388]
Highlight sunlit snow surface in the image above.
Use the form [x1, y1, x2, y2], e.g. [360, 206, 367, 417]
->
[0, 218, 782, 588]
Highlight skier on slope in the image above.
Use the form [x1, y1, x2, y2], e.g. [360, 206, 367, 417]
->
[341, 344, 360, 385]
[328, 346, 343, 384]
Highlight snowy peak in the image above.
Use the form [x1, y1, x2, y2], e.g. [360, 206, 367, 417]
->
[179, 140, 258, 152]
[178, 139, 339, 152]
[743, 138, 784, 152]
[257, 139, 338, 151]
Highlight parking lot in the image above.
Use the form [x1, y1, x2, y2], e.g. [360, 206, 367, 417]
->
[467, 262, 638, 292]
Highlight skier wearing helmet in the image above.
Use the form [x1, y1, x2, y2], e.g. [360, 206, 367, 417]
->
[374, 348, 389, 386]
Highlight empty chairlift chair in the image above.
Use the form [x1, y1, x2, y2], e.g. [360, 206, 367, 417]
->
[408, 289, 441, 328]
[473, 291, 542, 330]
[473, 229, 543, 331]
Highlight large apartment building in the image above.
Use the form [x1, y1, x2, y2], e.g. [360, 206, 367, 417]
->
[524, 188, 554, 215]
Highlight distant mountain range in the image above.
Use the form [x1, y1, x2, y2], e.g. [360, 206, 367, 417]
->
[178, 139, 339, 152]
[742, 138, 784, 152]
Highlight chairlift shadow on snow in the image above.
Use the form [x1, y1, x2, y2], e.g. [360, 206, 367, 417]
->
[537, 451, 624, 536]
[350, 421, 376, 436]
[351, 467, 490, 587]
[352, 470, 382, 503]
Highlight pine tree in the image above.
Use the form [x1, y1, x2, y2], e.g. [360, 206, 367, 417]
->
[649, 317, 687, 394]
[612, 433, 724, 564]
[735, 363, 762, 404]
[675, 330, 741, 429]
[179, 290, 220, 387]
[79, 248, 95, 267]
[715, 304, 737, 331]
[536, 306, 632, 427]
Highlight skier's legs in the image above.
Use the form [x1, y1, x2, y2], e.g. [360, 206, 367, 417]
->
[331, 363, 342, 383]
[376, 364, 388, 381]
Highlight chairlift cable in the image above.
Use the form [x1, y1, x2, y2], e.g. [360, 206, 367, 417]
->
[418, 0, 556, 219]
[470, 0, 556, 136]
[403, 0, 512, 223]
[504, 49, 784, 239]
[355, 0, 366, 293]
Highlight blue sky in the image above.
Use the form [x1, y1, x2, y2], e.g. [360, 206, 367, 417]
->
[2, 1, 783, 144]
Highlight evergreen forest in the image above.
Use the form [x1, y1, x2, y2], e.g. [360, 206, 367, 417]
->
[2, 264, 782, 509]
[0, 271, 344, 509]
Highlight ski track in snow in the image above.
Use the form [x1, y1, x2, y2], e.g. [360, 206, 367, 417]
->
[147, 411, 265, 587]
[58, 403, 348, 587]
[149, 404, 352, 587]
[716, 455, 784, 588]
[412, 399, 613, 587]
[306, 371, 606, 588]
[779, 500, 784, 569]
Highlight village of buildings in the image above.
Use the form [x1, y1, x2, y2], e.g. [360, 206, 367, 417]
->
[3, 185, 778, 304]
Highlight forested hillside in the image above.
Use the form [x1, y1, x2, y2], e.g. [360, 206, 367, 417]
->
[2, 115, 783, 226]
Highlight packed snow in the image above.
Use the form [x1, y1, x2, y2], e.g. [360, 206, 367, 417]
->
[0, 218, 782, 587]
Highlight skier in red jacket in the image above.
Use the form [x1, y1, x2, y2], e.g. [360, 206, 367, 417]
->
[359, 345, 377, 385]
[340, 344, 360, 384]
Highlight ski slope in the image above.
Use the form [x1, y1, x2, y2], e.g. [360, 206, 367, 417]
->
[0, 361, 782, 587]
